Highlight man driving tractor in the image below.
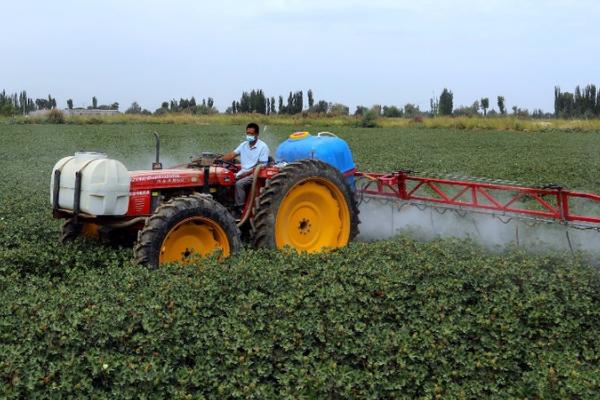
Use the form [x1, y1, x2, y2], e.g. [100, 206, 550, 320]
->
[221, 122, 270, 218]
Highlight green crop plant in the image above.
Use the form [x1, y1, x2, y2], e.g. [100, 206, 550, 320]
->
[1, 123, 599, 398]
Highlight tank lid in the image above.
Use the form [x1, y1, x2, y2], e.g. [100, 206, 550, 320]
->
[289, 131, 310, 140]
[74, 151, 108, 160]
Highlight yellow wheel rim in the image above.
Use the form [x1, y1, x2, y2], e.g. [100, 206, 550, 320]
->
[275, 178, 351, 252]
[159, 217, 230, 265]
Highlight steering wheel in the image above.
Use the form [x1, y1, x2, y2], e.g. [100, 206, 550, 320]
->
[214, 155, 238, 169]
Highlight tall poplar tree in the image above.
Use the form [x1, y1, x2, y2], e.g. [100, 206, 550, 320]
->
[497, 96, 506, 115]
[481, 98, 489, 116]
[439, 88, 453, 115]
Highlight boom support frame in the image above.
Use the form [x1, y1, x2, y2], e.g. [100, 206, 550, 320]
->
[356, 171, 600, 228]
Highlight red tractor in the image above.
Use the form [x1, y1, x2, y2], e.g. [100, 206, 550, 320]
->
[53, 131, 600, 264]
[52, 132, 360, 267]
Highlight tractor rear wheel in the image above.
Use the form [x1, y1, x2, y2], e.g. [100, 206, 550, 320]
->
[60, 218, 100, 243]
[134, 193, 242, 268]
[253, 159, 359, 252]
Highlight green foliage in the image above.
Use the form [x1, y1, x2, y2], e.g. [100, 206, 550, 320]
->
[354, 105, 366, 116]
[125, 101, 142, 114]
[439, 88, 453, 115]
[237, 89, 268, 114]
[430, 96, 439, 116]
[46, 109, 65, 124]
[1, 124, 600, 397]
[328, 103, 349, 116]
[497, 96, 506, 115]
[382, 105, 402, 117]
[287, 90, 303, 115]
[35, 96, 54, 110]
[0, 89, 37, 115]
[156, 97, 217, 115]
[454, 101, 481, 117]
[481, 97, 489, 116]
[1, 240, 599, 398]
[403, 103, 421, 118]
[0, 99, 17, 116]
[233, 90, 308, 115]
[555, 84, 599, 118]
[305, 95, 348, 117]
[311, 100, 329, 114]
[356, 108, 380, 128]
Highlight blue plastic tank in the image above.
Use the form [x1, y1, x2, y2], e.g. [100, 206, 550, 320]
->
[275, 132, 356, 187]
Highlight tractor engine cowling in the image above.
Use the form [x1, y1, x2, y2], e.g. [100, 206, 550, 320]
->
[50, 152, 130, 216]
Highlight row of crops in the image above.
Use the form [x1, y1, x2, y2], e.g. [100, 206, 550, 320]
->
[1, 124, 599, 397]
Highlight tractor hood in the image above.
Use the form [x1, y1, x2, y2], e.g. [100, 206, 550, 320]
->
[129, 167, 235, 191]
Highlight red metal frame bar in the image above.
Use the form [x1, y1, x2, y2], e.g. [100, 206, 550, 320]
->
[356, 171, 600, 225]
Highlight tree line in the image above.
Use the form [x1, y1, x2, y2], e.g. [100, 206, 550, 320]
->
[554, 85, 600, 118]
[227, 89, 358, 117]
[2, 85, 599, 118]
[0, 91, 121, 116]
[0, 90, 54, 115]
[150, 97, 217, 116]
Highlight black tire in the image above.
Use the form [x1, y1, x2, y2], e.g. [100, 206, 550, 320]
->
[134, 193, 242, 268]
[60, 218, 82, 243]
[252, 159, 359, 251]
[59, 218, 100, 243]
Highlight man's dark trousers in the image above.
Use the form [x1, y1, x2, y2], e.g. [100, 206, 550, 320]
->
[235, 175, 254, 208]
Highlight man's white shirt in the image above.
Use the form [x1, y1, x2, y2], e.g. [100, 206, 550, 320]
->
[234, 139, 270, 177]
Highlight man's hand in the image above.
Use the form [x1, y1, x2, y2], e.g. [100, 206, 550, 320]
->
[221, 151, 237, 161]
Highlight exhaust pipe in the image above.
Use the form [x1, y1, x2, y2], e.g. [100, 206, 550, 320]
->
[152, 131, 162, 170]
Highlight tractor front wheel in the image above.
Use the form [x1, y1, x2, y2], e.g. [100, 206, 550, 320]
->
[134, 193, 242, 268]
[253, 159, 359, 252]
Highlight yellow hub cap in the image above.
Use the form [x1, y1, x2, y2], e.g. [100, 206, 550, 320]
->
[275, 178, 350, 252]
[159, 217, 230, 265]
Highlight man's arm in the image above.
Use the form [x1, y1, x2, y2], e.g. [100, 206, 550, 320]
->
[258, 145, 270, 165]
[221, 151, 237, 161]
[222, 143, 242, 161]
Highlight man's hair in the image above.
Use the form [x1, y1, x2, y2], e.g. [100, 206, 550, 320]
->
[246, 122, 259, 134]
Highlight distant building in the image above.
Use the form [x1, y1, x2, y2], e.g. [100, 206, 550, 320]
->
[63, 109, 121, 116]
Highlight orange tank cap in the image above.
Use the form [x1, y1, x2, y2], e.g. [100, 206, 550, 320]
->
[289, 131, 310, 140]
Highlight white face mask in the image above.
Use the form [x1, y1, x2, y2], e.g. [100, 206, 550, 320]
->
[246, 135, 257, 142]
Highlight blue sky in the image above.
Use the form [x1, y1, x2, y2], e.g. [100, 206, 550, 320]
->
[2, 0, 599, 113]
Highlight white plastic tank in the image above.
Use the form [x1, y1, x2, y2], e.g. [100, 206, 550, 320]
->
[50, 152, 130, 216]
